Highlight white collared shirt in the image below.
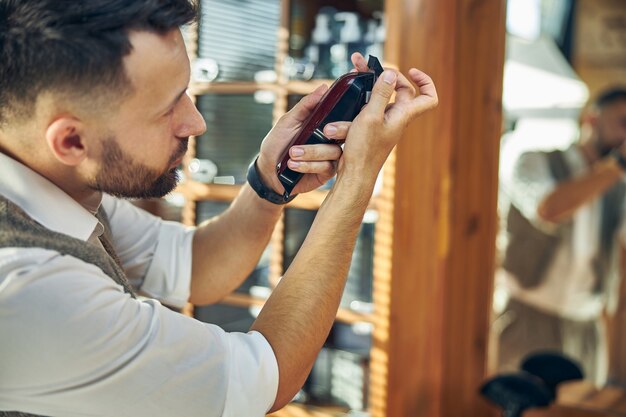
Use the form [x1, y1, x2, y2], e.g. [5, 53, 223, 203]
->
[0, 152, 278, 416]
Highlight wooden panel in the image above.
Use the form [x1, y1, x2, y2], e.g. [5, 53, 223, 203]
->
[440, 0, 505, 416]
[374, 0, 506, 416]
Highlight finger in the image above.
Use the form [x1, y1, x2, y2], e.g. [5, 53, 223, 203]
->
[409, 68, 438, 106]
[322, 122, 351, 140]
[361, 70, 397, 117]
[286, 160, 337, 176]
[393, 70, 417, 103]
[351, 53, 369, 72]
[387, 68, 438, 122]
[285, 83, 329, 124]
[289, 143, 343, 162]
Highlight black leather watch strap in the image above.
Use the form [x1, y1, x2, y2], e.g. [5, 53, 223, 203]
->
[247, 157, 297, 204]
[611, 149, 626, 172]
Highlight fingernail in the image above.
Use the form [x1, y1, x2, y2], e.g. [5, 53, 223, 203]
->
[383, 70, 397, 84]
[325, 125, 338, 135]
[288, 160, 300, 168]
[291, 147, 304, 157]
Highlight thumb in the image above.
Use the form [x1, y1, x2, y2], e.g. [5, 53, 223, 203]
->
[362, 70, 397, 117]
[286, 84, 328, 124]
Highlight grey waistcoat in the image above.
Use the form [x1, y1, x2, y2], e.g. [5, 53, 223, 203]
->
[0, 194, 136, 417]
[502, 150, 625, 293]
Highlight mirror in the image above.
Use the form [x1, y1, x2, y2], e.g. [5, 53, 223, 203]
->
[489, 0, 626, 393]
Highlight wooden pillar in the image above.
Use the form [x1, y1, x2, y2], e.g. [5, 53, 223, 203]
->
[370, 0, 506, 416]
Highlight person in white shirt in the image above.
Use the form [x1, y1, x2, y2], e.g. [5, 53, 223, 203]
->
[495, 88, 626, 384]
[0, 1, 438, 416]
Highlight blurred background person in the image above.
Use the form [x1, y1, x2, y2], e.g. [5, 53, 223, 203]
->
[494, 87, 626, 385]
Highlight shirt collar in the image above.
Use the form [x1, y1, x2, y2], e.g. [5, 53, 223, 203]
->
[0, 152, 102, 241]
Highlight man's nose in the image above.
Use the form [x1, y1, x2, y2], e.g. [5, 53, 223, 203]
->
[175, 94, 207, 138]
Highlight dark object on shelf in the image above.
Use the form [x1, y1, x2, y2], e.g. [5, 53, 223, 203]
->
[276, 55, 385, 200]
[521, 351, 584, 400]
[480, 373, 552, 417]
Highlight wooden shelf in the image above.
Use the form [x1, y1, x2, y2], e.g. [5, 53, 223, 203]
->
[176, 181, 380, 212]
[219, 292, 375, 325]
[269, 403, 349, 417]
[176, 181, 242, 203]
[175, 181, 329, 210]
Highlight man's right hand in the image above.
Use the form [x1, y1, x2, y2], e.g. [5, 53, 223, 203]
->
[338, 53, 438, 185]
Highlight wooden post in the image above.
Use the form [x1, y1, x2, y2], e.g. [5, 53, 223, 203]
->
[370, 0, 506, 416]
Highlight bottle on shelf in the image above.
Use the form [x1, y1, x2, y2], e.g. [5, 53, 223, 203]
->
[306, 7, 336, 79]
[331, 12, 364, 78]
[364, 11, 385, 62]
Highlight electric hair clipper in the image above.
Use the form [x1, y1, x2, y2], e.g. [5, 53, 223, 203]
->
[276, 55, 385, 201]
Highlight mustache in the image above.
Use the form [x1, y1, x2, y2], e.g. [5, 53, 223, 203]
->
[169, 138, 189, 165]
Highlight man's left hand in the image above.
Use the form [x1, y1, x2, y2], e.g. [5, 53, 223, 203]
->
[256, 84, 348, 196]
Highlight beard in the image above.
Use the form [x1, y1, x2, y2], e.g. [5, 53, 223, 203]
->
[594, 125, 625, 157]
[594, 139, 617, 158]
[90, 136, 188, 199]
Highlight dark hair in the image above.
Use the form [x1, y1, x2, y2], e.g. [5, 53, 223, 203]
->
[0, 0, 197, 125]
[594, 87, 626, 110]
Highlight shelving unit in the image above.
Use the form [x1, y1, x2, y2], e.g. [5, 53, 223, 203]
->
[174, 1, 507, 416]
[179, 2, 382, 415]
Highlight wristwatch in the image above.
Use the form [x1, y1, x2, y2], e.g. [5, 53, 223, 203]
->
[247, 157, 297, 204]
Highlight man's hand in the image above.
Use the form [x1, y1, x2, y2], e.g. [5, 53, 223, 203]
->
[339, 53, 438, 181]
[256, 53, 437, 197]
[256, 86, 348, 195]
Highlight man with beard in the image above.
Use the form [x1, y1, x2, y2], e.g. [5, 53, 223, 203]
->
[0, 1, 437, 416]
[496, 88, 626, 384]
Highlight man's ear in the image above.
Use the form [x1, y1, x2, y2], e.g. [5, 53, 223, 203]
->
[579, 109, 600, 143]
[44, 116, 88, 166]
[580, 108, 599, 130]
